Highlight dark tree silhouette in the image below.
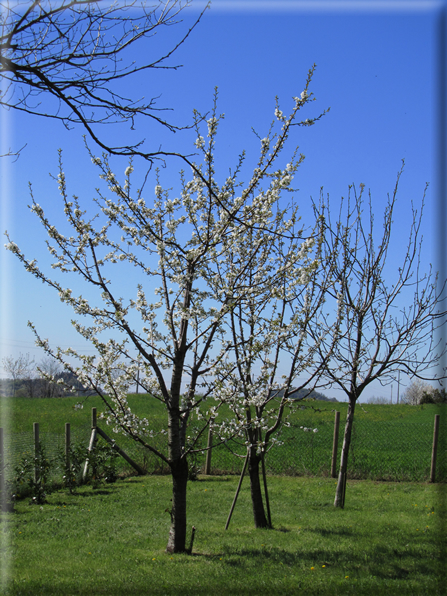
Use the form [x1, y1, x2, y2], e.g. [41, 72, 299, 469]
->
[1, 0, 208, 160]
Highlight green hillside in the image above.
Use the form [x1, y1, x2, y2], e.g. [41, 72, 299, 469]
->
[1, 395, 444, 482]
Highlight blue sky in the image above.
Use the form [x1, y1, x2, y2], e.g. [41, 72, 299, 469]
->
[1, 0, 445, 402]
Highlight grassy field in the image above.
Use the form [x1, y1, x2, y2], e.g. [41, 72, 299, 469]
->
[1, 395, 445, 482]
[2, 393, 442, 434]
[1, 474, 445, 595]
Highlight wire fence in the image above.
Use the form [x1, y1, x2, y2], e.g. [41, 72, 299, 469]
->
[1, 413, 445, 484]
[202, 417, 445, 482]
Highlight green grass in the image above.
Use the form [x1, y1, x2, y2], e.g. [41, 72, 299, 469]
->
[1, 394, 442, 435]
[1, 475, 445, 595]
[1, 396, 445, 481]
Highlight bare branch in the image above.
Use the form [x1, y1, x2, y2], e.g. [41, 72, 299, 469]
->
[1, 0, 210, 160]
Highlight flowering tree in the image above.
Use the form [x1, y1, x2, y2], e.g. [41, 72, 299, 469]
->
[401, 378, 434, 405]
[215, 209, 340, 528]
[5, 67, 327, 551]
[311, 164, 447, 508]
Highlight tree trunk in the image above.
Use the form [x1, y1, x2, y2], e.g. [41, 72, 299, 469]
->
[334, 397, 356, 508]
[248, 449, 269, 528]
[166, 456, 189, 553]
[166, 364, 189, 553]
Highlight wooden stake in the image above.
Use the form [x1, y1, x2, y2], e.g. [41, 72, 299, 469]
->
[430, 414, 440, 483]
[65, 423, 70, 470]
[261, 453, 272, 528]
[331, 411, 340, 478]
[82, 408, 97, 481]
[33, 422, 40, 484]
[187, 526, 196, 554]
[96, 426, 145, 475]
[225, 451, 249, 530]
[205, 419, 214, 475]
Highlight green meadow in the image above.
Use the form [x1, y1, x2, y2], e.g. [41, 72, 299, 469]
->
[1, 395, 445, 482]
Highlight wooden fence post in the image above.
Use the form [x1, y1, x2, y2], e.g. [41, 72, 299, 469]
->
[0, 428, 4, 511]
[65, 423, 71, 470]
[331, 411, 340, 478]
[205, 418, 214, 475]
[430, 414, 440, 483]
[33, 422, 40, 484]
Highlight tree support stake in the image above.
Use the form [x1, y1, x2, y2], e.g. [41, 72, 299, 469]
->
[225, 450, 249, 530]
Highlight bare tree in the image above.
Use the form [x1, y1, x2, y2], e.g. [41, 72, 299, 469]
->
[37, 356, 64, 397]
[1, 0, 208, 160]
[5, 71, 326, 551]
[311, 163, 447, 508]
[1, 351, 35, 396]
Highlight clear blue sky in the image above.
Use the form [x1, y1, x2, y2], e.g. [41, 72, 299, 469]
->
[1, 0, 445, 402]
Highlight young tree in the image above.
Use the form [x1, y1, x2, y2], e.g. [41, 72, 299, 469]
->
[1, 0, 208, 160]
[5, 69, 326, 551]
[311, 164, 447, 507]
[215, 207, 340, 529]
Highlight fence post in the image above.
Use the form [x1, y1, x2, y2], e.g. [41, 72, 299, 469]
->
[82, 408, 97, 481]
[0, 428, 4, 511]
[205, 418, 214, 475]
[331, 411, 340, 478]
[65, 423, 71, 470]
[430, 414, 440, 483]
[33, 422, 40, 484]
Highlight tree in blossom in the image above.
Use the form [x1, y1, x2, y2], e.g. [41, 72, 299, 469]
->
[214, 207, 341, 528]
[5, 66, 328, 552]
[311, 164, 447, 508]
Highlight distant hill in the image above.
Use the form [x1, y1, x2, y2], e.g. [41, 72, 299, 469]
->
[270, 387, 338, 403]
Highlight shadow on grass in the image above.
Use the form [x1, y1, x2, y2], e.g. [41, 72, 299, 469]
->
[5, 578, 443, 596]
[215, 542, 442, 581]
[309, 526, 354, 537]
[196, 475, 236, 483]
[275, 526, 291, 533]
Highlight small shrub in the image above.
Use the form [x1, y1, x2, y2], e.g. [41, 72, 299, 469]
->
[12, 443, 53, 504]
[57, 442, 89, 493]
[84, 441, 119, 487]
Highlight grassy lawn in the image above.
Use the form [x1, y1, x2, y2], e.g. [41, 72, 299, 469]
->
[1, 475, 445, 595]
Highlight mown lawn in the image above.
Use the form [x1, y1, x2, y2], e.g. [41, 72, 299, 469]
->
[1, 475, 445, 595]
